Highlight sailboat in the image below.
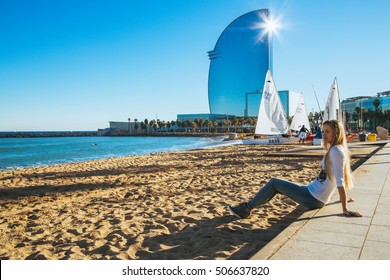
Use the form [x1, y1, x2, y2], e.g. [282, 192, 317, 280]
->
[289, 93, 311, 133]
[323, 77, 342, 122]
[242, 69, 298, 144]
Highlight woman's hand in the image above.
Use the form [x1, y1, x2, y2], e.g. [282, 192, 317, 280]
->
[347, 198, 354, 203]
[343, 210, 363, 217]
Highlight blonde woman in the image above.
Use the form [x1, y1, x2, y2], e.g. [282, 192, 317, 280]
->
[228, 119, 362, 219]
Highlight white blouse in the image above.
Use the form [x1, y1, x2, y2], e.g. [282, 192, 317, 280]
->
[307, 145, 346, 204]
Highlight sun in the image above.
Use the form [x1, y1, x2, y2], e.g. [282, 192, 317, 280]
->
[265, 16, 280, 34]
[252, 10, 283, 42]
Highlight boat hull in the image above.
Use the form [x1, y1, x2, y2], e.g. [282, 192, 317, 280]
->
[242, 137, 299, 145]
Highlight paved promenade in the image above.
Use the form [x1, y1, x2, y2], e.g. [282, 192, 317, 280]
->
[251, 141, 390, 260]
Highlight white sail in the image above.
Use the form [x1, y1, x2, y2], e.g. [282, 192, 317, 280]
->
[323, 77, 342, 122]
[289, 93, 311, 132]
[255, 69, 289, 135]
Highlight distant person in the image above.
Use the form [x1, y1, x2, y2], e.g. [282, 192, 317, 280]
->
[227, 119, 362, 219]
[315, 126, 322, 139]
[298, 125, 310, 145]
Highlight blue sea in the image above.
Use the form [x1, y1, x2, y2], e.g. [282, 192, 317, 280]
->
[0, 136, 230, 171]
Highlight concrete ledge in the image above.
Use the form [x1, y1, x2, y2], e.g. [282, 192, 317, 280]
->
[250, 208, 320, 260]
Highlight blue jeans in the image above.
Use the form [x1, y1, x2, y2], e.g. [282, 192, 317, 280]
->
[247, 178, 324, 210]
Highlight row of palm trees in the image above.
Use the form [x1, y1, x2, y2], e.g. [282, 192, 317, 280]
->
[127, 117, 259, 133]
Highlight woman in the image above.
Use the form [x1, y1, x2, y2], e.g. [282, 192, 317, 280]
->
[228, 119, 362, 219]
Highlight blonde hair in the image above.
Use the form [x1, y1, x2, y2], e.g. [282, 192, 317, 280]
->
[323, 120, 353, 189]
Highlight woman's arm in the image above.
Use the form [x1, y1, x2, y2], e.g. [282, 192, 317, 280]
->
[337, 187, 362, 217]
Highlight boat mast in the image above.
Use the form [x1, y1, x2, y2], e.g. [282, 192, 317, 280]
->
[312, 83, 323, 122]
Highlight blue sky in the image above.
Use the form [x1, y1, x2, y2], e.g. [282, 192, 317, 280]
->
[1, 0, 389, 131]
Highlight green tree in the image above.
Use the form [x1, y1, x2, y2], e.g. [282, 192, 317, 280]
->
[247, 117, 256, 133]
[144, 119, 149, 133]
[166, 121, 172, 131]
[199, 118, 205, 132]
[355, 107, 362, 128]
[175, 119, 181, 132]
[233, 118, 240, 132]
[134, 118, 138, 133]
[191, 121, 197, 132]
[183, 120, 190, 133]
[213, 121, 219, 132]
[205, 120, 212, 133]
[373, 98, 380, 128]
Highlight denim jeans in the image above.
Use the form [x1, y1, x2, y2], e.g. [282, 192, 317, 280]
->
[247, 178, 325, 210]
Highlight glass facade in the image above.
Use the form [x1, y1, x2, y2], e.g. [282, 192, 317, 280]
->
[176, 113, 234, 123]
[208, 9, 272, 117]
[341, 92, 390, 131]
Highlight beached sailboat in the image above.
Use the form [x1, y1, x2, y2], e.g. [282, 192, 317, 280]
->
[289, 93, 311, 132]
[242, 69, 297, 144]
[323, 77, 342, 122]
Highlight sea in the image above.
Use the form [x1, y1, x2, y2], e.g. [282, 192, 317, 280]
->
[0, 136, 231, 171]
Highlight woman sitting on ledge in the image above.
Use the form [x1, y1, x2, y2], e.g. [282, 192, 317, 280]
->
[228, 119, 362, 219]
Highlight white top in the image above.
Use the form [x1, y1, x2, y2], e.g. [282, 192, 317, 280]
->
[307, 145, 346, 204]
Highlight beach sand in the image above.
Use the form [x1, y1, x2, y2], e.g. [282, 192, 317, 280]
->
[0, 144, 359, 260]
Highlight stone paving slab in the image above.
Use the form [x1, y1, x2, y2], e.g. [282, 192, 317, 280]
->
[251, 141, 390, 260]
[269, 141, 386, 158]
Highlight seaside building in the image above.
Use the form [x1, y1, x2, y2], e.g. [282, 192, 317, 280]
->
[208, 9, 272, 118]
[176, 9, 303, 125]
[341, 91, 390, 131]
[176, 113, 235, 123]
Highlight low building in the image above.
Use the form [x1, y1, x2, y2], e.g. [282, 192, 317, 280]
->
[341, 91, 390, 131]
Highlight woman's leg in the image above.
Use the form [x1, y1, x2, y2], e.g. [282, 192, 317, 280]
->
[247, 178, 323, 209]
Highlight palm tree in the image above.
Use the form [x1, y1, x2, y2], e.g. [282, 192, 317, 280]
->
[199, 118, 205, 132]
[373, 98, 380, 128]
[205, 120, 212, 133]
[141, 122, 147, 133]
[152, 120, 159, 132]
[233, 118, 240, 132]
[166, 122, 172, 131]
[144, 119, 149, 133]
[183, 120, 190, 133]
[213, 121, 219, 132]
[191, 121, 197, 132]
[362, 108, 367, 129]
[248, 117, 257, 133]
[239, 117, 245, 132]
[222, 120, 228, 133]
[134, 118, 138, 133]
[193, 119, 199, 130]
[355, 107, 362, 128]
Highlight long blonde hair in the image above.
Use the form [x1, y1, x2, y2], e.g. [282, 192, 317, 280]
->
[323, 120, 353, 189]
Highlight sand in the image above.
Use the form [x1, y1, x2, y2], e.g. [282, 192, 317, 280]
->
[0, 144, 357, 260]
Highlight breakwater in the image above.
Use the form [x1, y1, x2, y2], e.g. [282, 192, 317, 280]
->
[0, 131, 98, 138]
[0, 130, 230, 138]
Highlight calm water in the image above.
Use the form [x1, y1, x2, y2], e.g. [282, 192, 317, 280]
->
[0, 136, 229, 171]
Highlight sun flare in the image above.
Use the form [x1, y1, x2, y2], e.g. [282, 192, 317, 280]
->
[252, 10, 284, 42]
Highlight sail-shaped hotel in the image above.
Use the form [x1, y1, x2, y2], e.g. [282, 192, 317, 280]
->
[177, 9, 300, 123]
[208, 9, 272, 118]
